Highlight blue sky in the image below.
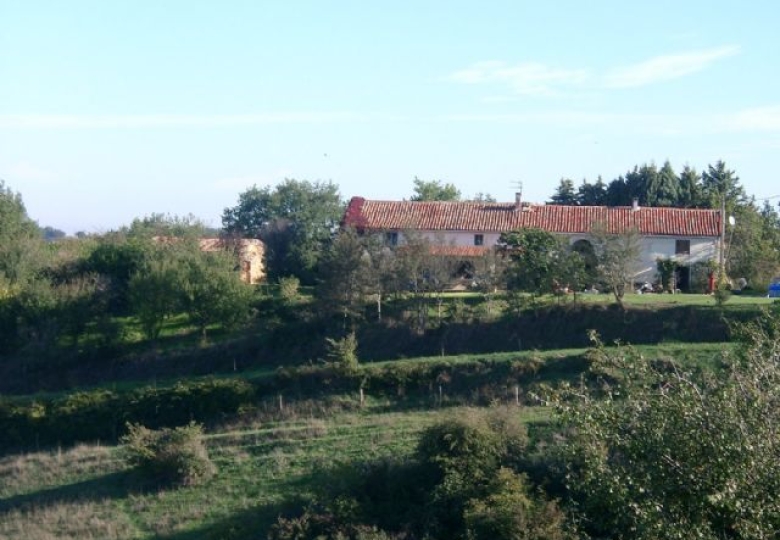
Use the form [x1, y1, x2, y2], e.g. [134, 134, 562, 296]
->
[2, 1, 780, 233]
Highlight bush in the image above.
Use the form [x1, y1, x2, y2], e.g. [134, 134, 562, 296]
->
[559, 319, 780, 539]
[463, 467, 572, 540]
[278, 276, 301, 303]
[714, 282, 732, 307]
[415, 407, 530, 537]
[326, 331, 359, 373]
[121, 422, 215, 486]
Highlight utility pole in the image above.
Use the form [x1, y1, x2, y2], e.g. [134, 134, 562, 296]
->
[718, 196, 726, 281]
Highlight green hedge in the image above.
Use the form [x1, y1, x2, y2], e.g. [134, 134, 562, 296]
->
[0, 377, 254, 451]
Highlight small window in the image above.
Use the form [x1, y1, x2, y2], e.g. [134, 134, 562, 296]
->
[675, 239, 690, 255]
[474, 234, 484, 246]
[385, 231, 398, 246]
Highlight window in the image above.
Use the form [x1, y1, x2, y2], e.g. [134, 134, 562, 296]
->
[385, 231, 398, 246]
[474, 234, 484, 246]
[675, 239, 690, 255]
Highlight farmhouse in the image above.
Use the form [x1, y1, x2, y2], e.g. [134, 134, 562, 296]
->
[342, 195, 723, 290]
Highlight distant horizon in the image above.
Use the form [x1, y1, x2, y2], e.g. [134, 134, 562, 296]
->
[4, 1, 780, 234]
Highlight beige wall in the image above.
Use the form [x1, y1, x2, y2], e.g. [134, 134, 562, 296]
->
[391, 229, 718, 284]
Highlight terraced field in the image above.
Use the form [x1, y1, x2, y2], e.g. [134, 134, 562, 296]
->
[1, 405, 526, 539]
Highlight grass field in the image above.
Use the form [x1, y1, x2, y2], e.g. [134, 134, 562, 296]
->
[0, 289, 765, 539]
[0, 404, 547, 539]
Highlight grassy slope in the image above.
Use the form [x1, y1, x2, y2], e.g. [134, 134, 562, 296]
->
[0, 406, 510, 539]
[0, 338, 733, 539]
[1, 294, 762, 538]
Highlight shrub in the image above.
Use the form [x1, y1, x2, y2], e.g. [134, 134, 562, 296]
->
[278, 276, 301, 303]
[50, 389, 120, 442]
[121, 422, 215, 486]
[268, 506, 403, 540]
[714, 282, 732, 307]
[326, 331, 359, 373]
[415, 407, 530, 537]
[559, 319, 780, 539]
[463, 467, 572, 540]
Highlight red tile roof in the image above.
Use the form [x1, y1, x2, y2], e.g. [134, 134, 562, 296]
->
[342, 197, 722, 237]
[429, 245, 491, 257]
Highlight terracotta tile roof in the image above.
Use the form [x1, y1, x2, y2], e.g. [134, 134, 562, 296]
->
[429, 245, 491, 257]
[342, 197, 722, 237]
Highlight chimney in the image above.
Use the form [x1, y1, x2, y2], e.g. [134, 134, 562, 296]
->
[632, 198, 640, 211]
[515, 191, 523, 209]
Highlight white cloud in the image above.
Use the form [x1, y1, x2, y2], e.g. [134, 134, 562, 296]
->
[4, 162, 58, 185]
[443, 103, 780, 137]
[450, 45, 740, 96]
[450, 60, 588, 96]
[724, 105, 780, 131]
[604, 45, 740, 88]
[0, 112, 366, 129]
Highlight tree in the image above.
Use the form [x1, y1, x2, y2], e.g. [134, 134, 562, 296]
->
[677, 164, 702, 207]
[701, 160, 747, 215]
[549, 179, 578, 205]
[388, 231, 458, 332]
[471, 192, 497, 203]
[181, 249, 254, 338]
[471, 249, 508, 316]
[646, 160, 680, 207]
[726, 202, 780, 286]
[0, 180, 42, 287]
[590, 223, 641, 309]
[82, 234, 151, 314]
[222, 179, 343, 283]
[559, 308, 780, 539]
[41, 226, 66, 241]
[129, 246, 187, 340]
[409, 177, 461, 201]
[499, 229, 573, 305]
[577, 176, 607, 206]
[127, 213, 206, 240]
[603, 175, 626, 206]
[361, 235, 399, 323]
[316, 227, 372, 328]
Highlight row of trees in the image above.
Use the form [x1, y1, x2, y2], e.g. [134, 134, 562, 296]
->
[549, 160, 747, 210]
[2, 164, 778, 357]
[0, 184, 255, 357]
[220, 177, 494, 285]
[548, 160, 780, 285]
[1, 176, 471, 359]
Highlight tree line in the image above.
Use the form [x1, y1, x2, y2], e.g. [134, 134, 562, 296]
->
[1, 166, 778, 363]
[548, 160, 780, 285]
[549, 160, 745, 210]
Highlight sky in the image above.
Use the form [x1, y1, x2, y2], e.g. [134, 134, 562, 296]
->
[2, 1, 780, 234]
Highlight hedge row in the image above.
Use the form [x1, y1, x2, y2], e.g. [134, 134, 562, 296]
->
[0, 353, 582, 453]
[0, 378, 254, 451]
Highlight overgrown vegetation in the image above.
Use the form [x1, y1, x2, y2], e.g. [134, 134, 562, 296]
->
[121, 422, 215, 486]
[556, 304, 780, 539]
